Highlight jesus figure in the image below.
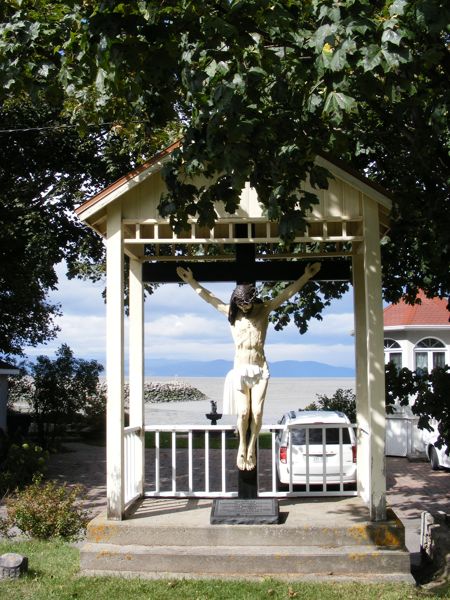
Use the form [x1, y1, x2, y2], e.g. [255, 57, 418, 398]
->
[176, 262, 321, 471]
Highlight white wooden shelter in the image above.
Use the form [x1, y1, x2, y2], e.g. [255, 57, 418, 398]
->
[76, 142, 392, 521]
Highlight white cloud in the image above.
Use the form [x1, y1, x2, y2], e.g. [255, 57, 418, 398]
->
[24, 269, 356, 369]
[25, 314, 106, 359]
[145, 313, 228, 340]
[146, 340, 234, 361]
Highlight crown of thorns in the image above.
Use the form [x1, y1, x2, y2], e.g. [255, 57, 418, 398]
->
[231, 284, 257, 305]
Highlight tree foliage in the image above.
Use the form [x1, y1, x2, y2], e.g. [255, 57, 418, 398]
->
[0, 1, 449, 357]
[385, 363, 450, 451]
[9, 344, 105, 447]
[305, 388, 357, 424]
[0, 92, 176, 357]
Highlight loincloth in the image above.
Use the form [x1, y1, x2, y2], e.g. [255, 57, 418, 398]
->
[222, 363, 270, 415]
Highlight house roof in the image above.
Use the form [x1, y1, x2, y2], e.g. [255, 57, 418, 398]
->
[384, 291, 450, 327]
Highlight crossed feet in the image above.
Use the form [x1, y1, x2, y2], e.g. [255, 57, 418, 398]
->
[236, 446, 256, 471]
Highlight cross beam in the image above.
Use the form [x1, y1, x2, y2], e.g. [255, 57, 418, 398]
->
[142, 256, 351, 283]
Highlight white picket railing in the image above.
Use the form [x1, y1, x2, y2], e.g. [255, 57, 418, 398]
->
[124, 426, 142, 505]
[129, 423, 359, 499]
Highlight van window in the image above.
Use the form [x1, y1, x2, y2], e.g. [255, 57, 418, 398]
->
[290, 427, 351, 445]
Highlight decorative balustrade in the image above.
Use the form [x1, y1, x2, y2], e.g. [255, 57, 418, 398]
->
[121, 423, 358, 500]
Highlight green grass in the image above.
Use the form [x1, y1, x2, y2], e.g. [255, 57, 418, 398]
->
[0, 539, 448, 600]
[78, 430, 278, 451]
[145, 431, 273, 450]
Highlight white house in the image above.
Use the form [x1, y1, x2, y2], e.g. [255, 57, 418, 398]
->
[384, 292, 450, 457]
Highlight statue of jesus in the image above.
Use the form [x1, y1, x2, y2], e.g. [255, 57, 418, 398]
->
[176, 262, 321, 471]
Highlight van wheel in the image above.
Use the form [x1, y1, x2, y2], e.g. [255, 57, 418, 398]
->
[429, 447, 440, 471]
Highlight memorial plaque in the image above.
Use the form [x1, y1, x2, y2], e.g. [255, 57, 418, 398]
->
[210, 498, 279, 524]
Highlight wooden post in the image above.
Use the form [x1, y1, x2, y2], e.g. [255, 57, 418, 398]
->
[106, 204, 125, 519]
[352, 197, 387, 521]
[129, 257, 145, 497]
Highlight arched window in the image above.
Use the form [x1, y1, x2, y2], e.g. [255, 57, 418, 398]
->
[414, 338, 446, 373]
[384, 338, 402, 369]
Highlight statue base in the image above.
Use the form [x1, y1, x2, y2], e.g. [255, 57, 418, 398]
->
[238, 465, 258, 498]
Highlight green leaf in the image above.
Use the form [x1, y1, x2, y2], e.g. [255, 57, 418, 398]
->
[382, 29, 403, 46]
[309, 166, 331, 190]
[389, 0, 408, 17]
[95, 68, 106, 94]
[360, 45, 382, 72]
[323, 91, 356, 116]
[330, 48, 348, 72]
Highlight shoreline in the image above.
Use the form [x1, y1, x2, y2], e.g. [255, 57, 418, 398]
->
[145, 376, 355, 426]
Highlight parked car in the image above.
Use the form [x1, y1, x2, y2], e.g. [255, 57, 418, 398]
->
[275, 410, 357, 488]
[423, 425, 450, 470]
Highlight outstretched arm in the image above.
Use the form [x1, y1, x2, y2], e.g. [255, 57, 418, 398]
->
[265, 262, 321, 311]
[176, 267, 229, 316]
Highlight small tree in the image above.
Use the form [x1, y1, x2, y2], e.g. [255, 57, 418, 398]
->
[305, 388, 356, 424]
[9, 344, 104, 447]
[385, 364, 450, 453]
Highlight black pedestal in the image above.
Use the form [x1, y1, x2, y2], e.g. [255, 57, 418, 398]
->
[238, 466, 258, 499]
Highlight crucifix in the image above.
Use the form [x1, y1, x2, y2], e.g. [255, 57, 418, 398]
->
[143, 235, 350, 495]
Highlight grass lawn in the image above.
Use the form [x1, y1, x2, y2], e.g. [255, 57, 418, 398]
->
[0, 539, 448, 600]
[144, 431, 273, 450]
[83, 431, 274, 450]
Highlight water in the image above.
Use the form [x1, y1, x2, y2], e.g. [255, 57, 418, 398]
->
[145, 377, 355, 426]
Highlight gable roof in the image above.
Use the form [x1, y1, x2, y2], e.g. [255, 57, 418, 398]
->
[75, 141, 393, 221]
[384, 291, 450, 327]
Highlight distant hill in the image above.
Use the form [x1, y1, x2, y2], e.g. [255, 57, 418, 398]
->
[145, 359, 354, 378]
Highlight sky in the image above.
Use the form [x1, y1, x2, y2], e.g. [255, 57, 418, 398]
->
[24, 262, 356, 369]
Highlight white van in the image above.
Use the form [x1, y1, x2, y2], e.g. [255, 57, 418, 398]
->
[275, 410, 357, 488]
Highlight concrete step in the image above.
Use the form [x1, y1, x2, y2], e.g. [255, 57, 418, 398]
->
[80, 542, 412, 579]
[86, 518, 404, 549]
[80, 498, 413, 582]
[86, 499, 405, 549]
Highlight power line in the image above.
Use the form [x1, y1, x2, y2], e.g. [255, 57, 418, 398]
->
[0, 121, 140, 134]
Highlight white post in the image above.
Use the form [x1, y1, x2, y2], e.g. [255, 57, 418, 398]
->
[106, 203, 125, 519]
[129, 258, 145, 497]
[352, 197, 387, 521]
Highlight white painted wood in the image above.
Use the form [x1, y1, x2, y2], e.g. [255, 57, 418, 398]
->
[145, 424, 357, 498]
[106, 203, 125, 519]
[352, 247, 371, 507]
[352, 198, 387, 521]
[128, 258, 145, 497]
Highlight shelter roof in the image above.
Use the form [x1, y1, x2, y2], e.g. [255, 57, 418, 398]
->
[75, 141, 393, 222]
[384, 291, 450, 327]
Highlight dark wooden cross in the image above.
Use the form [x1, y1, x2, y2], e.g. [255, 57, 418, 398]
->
[143, 221, 350, 284]
[143, 250, 350, 283]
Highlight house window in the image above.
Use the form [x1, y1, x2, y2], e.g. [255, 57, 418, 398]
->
[414, 338, 446, 373]
[384, 339, 402, 369]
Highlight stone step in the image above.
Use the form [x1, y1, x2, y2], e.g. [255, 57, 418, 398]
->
[87, 519, 404, 549]
[86, 500, 405, 549]
[80, 542, 412, 579]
